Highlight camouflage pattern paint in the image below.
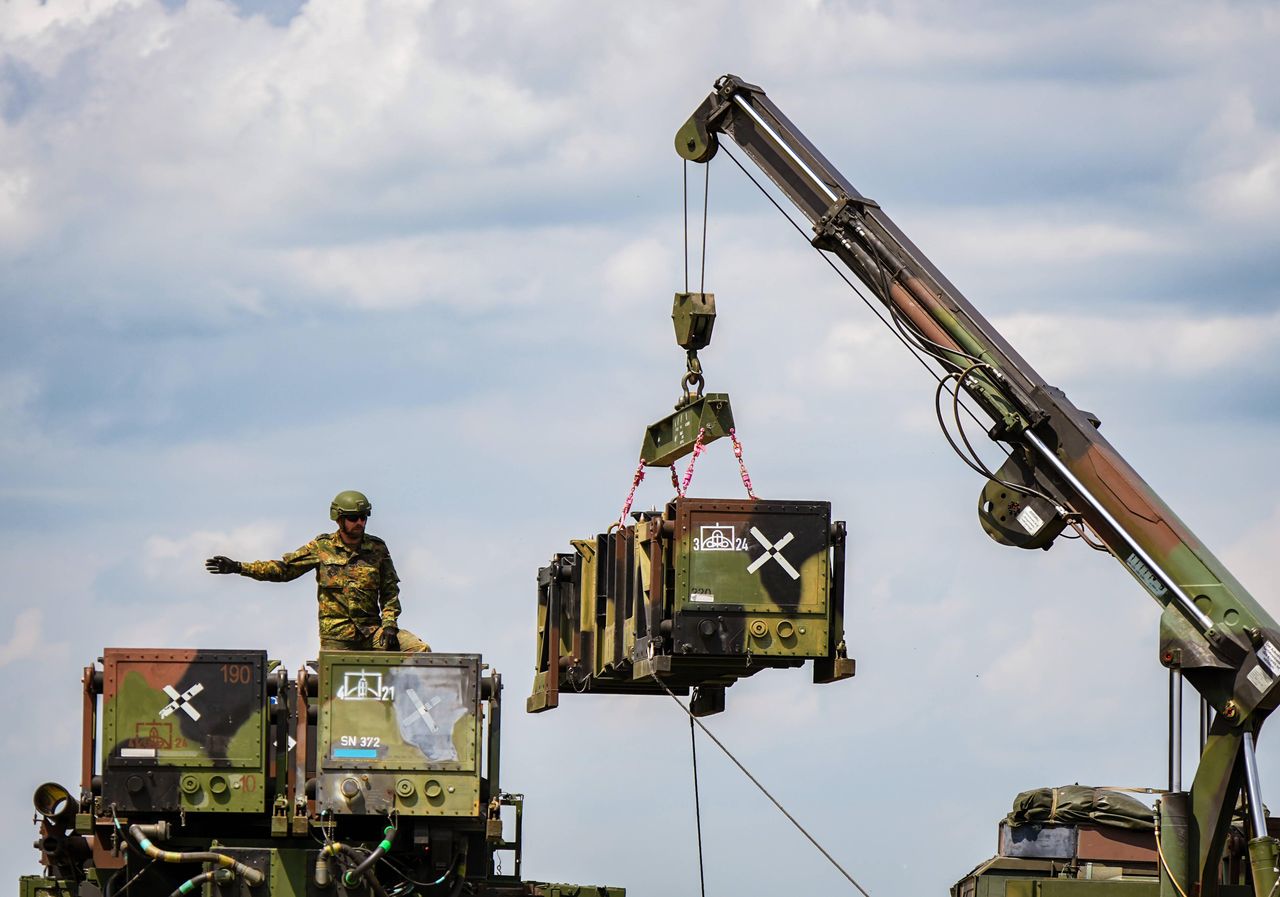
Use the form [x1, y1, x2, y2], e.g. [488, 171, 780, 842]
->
[100, 648, 269, 814]
[239, 532, 403, 643]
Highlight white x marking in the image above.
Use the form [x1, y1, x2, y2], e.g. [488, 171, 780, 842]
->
[402, 688, 442, 732]
[159, 683, 204, 721]
[746, 527, 800, 580]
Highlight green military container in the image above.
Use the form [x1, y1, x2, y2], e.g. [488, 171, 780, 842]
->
[99, 648, 271, 814]
[315, 652, 483, 818]
[529, 496, 854, 716]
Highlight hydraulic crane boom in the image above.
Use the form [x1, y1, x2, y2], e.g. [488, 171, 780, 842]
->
[677, 74, 1280, 897]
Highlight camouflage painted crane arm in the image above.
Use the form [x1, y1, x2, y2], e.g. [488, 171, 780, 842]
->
[677, 74, 1279, 897]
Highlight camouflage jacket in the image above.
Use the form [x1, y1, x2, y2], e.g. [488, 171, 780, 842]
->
[239, 532, 402, 642]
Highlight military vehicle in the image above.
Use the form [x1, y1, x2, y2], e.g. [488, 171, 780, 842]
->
[530, 75, 1280, 897]
[21, 648, 622, 897]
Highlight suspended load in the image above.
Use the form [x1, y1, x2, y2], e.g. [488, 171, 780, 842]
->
[529, 291, 854, 717]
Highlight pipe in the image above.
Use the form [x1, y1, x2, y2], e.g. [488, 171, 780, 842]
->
[730, 93, 837, 204]
[128, 823, 264, 886]
[1023, 430, 1214, 633]
[1170, 669, 1183, 791]
[1242, 732, 1269, 841]
[167, 868, 234, 897]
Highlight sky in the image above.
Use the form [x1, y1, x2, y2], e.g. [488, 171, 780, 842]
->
[2, 0, 1280, 895]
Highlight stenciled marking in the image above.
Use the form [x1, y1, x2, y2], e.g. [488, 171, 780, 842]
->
[689, 588, 715, 603]
[1125, 553, 1168, 598]
[1016, 505, 1045, 535]
[1259, 641, 1280, 678]
[159, 683, 204, 721]
[337, 670, 395, 702]
[402, 688, 442, 732]
[746, 527, 800, 581]
[693, 523, 749, 552]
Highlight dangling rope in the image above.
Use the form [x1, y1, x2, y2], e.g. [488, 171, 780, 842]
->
[690, 712, 707, 897]
[653, 674, 873, 897]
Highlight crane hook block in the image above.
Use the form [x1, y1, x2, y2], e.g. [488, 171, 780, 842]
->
[672, 291, 716, 351]
[640, 393, 734, 467]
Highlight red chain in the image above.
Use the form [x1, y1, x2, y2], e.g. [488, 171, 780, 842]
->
[729, 427, 757, 499]
[619, 459, 647, 525]
[679, 427, 707, 496]
[669, 464, 681, 492]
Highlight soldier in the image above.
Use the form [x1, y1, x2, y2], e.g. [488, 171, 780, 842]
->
[205, 490, 430, 652]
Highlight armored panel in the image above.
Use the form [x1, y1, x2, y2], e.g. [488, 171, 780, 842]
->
[101, 648, 269, 814]
[671, 498, 831, 657]
[316, 653, 482, 818]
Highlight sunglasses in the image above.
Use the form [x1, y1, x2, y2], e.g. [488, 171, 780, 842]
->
[340, 514, 369, 522]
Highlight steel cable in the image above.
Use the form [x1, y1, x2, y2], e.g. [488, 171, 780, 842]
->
[653, 675, 873, 897]
[717, 144, 1013, 472]
[690, 713, 707, 897]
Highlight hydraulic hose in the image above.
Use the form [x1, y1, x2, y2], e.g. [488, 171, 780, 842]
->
[348, 826, 396, 883]
[128, 823, 265, 886]
[167, 868, 234, 897]
[316, 841, 392, 896]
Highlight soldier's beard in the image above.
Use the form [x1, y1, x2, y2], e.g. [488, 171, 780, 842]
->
[338, 520, 364, 544]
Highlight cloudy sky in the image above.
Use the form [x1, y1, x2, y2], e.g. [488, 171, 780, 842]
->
[3, 1, 1280, 894]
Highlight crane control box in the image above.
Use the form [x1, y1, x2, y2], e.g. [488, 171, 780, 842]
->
[528, 496, 854, 716]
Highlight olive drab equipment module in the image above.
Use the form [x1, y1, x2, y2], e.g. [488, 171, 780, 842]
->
[314, 653, 483, 818]
[529, 497, 853, 716]
[23, 647, 625, 897]
[97, 649, 271, 815]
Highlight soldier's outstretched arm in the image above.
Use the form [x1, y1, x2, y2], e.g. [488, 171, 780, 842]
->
[235, 540, 321, 583]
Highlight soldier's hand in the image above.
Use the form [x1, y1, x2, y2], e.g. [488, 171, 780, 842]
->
[205, 556, 242, 575]
[377, 625, 400, 652]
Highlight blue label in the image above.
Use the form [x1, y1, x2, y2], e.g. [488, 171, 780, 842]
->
[333, 748, 378, 759]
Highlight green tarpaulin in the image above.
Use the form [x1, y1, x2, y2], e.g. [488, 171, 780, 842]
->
[1006, 786, 1155, 831]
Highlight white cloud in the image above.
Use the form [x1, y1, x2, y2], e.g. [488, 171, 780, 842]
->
[994, 309, 1280, 380]
[143, 521, 289, 582]
[0, 609, 46, 667]
[0, 0, 147, 44]
[1221, 504, 1280, 613]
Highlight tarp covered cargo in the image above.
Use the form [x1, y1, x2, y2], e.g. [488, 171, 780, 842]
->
[1006, 786, 1155, 831]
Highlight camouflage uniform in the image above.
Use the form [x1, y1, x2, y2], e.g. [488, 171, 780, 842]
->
[238, 532, 429, 652]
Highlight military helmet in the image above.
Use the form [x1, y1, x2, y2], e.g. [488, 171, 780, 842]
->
[330, 490, 373, 521]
